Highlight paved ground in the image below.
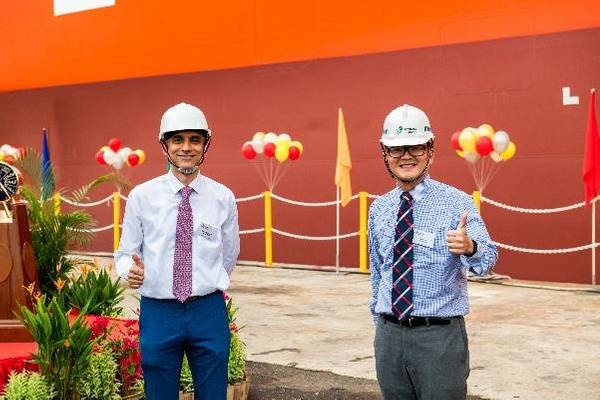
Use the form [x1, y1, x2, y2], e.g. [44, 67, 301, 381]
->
[112, 260, 600, 400]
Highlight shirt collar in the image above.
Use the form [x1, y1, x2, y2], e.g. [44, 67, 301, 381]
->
[165, 168, 203, 194]
[397, 176, 430, 202]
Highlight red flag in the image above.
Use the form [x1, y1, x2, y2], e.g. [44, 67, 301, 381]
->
[583, 89, 600, 205]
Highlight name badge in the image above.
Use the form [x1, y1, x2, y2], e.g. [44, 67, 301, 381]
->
[413, 229, 434, 248]
[199, 223, 218, 241]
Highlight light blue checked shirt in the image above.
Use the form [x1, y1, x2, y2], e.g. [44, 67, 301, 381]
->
[368, 177, 498, 323]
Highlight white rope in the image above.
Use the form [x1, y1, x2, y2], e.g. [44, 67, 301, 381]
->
[272, 228, 359, 241]
[119, 193, 128, 201]
[367, 193, 380, 199]
[67, 224, 115, 233]
[236, 193, 264, 203]
[59, 194, 114, 207]
[271, 193, 360, 207]
[240, 228, 264, 235]
[493, 241, 599, 254]
[481, 196, 585, 213]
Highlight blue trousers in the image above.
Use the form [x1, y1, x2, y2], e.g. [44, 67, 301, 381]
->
[139, 292, 230, 400]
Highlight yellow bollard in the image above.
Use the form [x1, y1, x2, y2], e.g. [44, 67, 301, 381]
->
[53, 192, 61, 216]
[264, 191, 273, 267]
[359, 191, 368, 272]
[472, 190, 481, 212]
[113, 192, 121, 251]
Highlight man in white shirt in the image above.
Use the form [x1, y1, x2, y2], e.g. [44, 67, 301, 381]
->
[115, 102, 240, 400]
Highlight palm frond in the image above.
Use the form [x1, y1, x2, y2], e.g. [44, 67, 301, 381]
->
[13, 148, 43, 196]
[66, 173, 131, 204]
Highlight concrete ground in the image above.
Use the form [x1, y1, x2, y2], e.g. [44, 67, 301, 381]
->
[111, 261, 600, 400]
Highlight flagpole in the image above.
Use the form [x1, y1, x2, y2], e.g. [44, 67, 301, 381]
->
[336, 186, 340, 274]
[593, 197, 597, 286]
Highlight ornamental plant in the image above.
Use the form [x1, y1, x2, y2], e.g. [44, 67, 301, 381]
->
[79, 349, 121, 400]
[88, 316, 142, 397]
[17, 295, 95, 400]
[0, 371, 55, 400]
[14, 149, 128, 297]
[65, 265, 125, 317]
[225, 292, 247, 384]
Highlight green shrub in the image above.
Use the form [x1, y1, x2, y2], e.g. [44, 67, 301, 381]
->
[228, 332, 246, 383]
[0, 371, 55, 400]
[65, 267, 125, 317]
[17, 295, 95, 400]
[179, 355, 193, 392]
[80, 349, 121, 400]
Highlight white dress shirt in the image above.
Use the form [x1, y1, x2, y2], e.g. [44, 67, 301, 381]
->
[115, 170, 240, 299]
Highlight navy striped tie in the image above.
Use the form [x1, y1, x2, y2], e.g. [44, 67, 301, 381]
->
[391, 191, 414, 320]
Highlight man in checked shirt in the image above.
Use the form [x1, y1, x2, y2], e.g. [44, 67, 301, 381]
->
[368, 104, 498, 400]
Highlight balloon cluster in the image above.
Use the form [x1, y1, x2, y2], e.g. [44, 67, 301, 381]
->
[451, 124, 516, 163]
[95, 138, 146, 169]
[0, 144, 23, 164]
[241, 132, 304, 163]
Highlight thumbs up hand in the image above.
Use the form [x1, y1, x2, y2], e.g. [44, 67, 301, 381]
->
[446, 213, 475, 255]
[127, 254, 145, 289]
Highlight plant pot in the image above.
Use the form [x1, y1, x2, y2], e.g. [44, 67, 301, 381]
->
[227, 375, 251, 400]
[179, 391, 194, 400]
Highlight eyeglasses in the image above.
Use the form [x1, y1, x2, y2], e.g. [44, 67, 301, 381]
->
[383, 144, 428, 158]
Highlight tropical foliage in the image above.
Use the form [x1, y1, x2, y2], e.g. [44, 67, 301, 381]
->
[14, 149, 127, 296]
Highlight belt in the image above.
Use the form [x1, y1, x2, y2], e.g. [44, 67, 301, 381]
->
[143, 295, 204, 304]
[381, 314, 452, 328]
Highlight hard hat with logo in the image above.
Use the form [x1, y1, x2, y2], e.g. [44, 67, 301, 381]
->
[380, 104, 434, 147]
[159, 102, 211, 141]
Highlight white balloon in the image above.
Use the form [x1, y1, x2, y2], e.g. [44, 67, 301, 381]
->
[251, 138, 264, 154]
[103, 149, 116, 164]
[112, 158, 124, 170]
[493, 131, 510, 153]
[263, 132, 278, 143]
[117, 147, 132, 160]
[276, 133, 291, 145]
[464, 152, 480, 164]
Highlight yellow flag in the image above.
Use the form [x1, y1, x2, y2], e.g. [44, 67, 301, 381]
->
[335, 108, 352, 207]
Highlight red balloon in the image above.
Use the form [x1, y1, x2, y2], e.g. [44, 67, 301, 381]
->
[108, 137, 121, 152]
[241, 144, 257, 160]
[289, 146, 300, 160]
[475, 136, 494, 156]
[95, 150, 107, 165]
[128, 152, 140, 167]
[263, 142, 276, 158]
[451, 131, 462, 151]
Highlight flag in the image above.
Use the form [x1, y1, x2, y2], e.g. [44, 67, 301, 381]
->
[335, 108, 352, 207]
[41, 128, 55, 200]
[583, 90, 600, 205]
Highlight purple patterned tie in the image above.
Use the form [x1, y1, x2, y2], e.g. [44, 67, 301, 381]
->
[173, 186, 193, 302]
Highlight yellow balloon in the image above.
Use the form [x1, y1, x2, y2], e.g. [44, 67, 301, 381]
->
[455, 150, 464, 158]
[135, 149, 146, 164]
[275, 143, 289, 163]
[275, 133, 292, 146]
[458, 128, 476, 152]
[500, 142, 516, 160]
[478, 124, 495, 139]
[290, 140, 303, 155]
[100, 145, 110, 152]
[253, 132, 265, 142]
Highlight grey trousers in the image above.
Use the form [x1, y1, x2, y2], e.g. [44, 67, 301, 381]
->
[374, 315, 470, 400]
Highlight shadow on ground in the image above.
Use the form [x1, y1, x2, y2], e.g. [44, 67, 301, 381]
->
[247, 362, 489, 400]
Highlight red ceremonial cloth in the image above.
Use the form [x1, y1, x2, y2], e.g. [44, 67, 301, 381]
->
[0, 342, 38, 390]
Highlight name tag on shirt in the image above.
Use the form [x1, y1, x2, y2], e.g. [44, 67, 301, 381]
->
[199, 223, 218, 241]
[413, 229, 435, 248]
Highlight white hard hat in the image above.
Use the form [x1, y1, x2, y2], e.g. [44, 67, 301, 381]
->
[380, 104, 434, 147]
[159, 102, 211, 141]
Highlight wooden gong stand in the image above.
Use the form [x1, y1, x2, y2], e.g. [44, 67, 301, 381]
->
[0, 200, 38, 342]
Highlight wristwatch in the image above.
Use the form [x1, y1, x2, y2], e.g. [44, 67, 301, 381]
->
[466, 240, 478, 257]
